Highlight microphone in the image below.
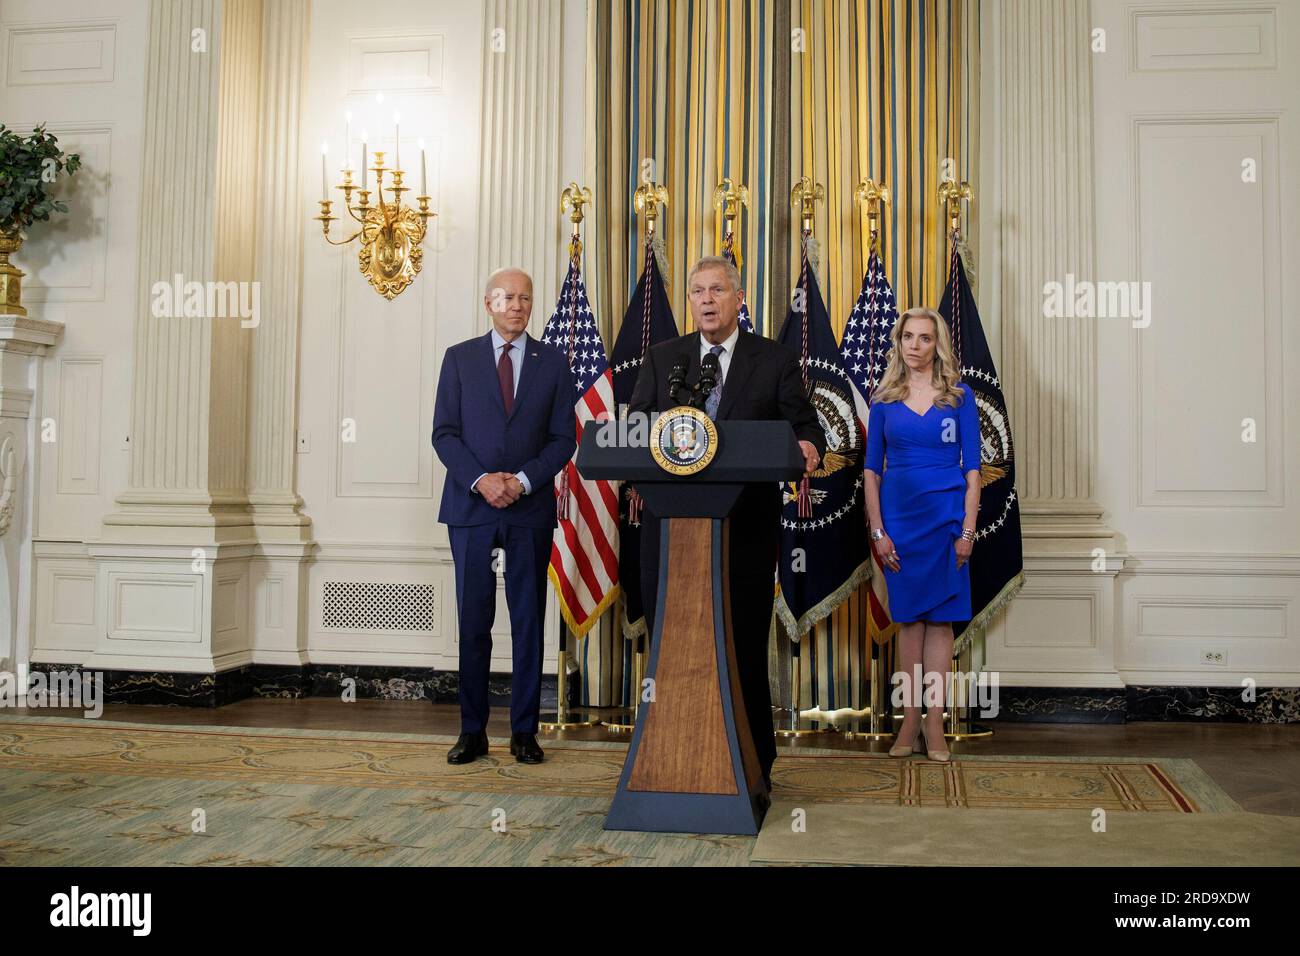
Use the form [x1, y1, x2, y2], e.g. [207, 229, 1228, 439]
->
[668, 358, 688, 405]
[693, 352, 720, 410]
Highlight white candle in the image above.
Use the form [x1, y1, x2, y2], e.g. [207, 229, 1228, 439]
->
[361, 131, 368, 190]
[418, 138, 427, 195]
[393, 111, 401, 171]
[320, 142, 328, 200]
[344, 111, 352, 170]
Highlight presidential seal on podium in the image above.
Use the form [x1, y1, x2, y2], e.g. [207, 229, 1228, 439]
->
[649, 406, 719, 476]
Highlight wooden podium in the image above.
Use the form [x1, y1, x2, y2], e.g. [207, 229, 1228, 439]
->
[576, 418, 805, 835]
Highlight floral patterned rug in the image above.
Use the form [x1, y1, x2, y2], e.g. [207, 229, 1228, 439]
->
[0, 716, 1239, 866]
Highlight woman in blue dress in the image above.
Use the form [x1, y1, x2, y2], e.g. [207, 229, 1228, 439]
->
[864, 308, 981, 762]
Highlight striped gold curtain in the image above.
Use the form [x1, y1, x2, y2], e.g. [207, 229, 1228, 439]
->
[789, 0, 980, 334]
[585, 0, 778, 336]
[586, 0, 981, 711]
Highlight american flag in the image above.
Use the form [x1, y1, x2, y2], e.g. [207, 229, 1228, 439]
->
[720, 238, 754, 333]
[840, 249, 899, 643]
[540, 259, 619, 637]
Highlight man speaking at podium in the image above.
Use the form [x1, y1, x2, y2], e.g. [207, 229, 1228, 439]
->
[629, 255, 825, 786]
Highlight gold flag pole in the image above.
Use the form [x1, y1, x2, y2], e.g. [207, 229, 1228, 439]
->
[841, 178, 894, 743]
[603, 181, 670, 734]
[713, 177, 749, 257]
[935, 178, 991, 744]
[938, 178, 973, 243]
[775, 176, 832, 739]
[540, 183, 604, 733]
[855, 177, 891, 255]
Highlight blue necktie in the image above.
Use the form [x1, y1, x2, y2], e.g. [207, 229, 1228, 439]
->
[705, 344, 724, 420]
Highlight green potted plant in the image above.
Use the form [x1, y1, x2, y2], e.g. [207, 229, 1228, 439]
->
[0, 123, 81, 316]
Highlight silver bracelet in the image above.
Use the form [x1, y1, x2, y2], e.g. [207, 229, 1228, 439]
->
[961, 527, 976, 542]
[871, 528, 886, 542]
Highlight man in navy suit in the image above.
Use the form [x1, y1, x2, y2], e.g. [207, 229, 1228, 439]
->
[432, 267, 576, 764]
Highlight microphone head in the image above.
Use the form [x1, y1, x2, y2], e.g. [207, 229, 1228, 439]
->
[698, 352, 720, 389]
[668, 358, 688, 403]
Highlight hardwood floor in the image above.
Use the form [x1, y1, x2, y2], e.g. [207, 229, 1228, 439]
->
[11, 698, 1299, 816]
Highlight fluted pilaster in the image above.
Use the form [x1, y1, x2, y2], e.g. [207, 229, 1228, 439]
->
[983, 0, 1110, 542]
[475, 0, 567, 325]
[105, 0, 262, 533]
[246, 0, 311, 534]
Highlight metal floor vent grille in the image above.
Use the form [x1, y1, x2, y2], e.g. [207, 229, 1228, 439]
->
[322, 581, 436, 631]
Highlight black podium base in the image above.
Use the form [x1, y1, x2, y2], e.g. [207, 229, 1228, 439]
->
[602, 517, 769, 835]
[604, 788, 770, 836]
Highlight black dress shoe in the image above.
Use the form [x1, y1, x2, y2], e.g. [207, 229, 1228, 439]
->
[447, 731, 489, 764]
[509, 732, 544, 764]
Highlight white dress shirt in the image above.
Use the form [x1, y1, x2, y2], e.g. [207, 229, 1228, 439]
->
[472, 328, 532, 497]
[699, 324, 741, 384]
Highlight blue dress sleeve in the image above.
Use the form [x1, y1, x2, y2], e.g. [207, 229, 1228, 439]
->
[959, 383, 981, 475]
[865, 400, 886, 475]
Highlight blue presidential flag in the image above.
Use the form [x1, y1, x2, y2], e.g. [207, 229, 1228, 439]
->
[774, 240, 872, 638]
[609, 241, 678, 639]
[938, 241, 1024, 651]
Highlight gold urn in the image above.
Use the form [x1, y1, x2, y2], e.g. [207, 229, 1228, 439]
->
[0, 231, 25, 316]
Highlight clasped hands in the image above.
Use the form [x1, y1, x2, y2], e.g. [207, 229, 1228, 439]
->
[476, 472, 525, 508]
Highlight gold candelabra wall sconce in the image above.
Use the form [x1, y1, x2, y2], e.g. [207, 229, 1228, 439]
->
[314, 145, 435, 301]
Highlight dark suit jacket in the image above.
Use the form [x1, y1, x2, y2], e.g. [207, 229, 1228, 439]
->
[432, 331, 576, 528]
[628, 329, 826, 458]
[627, 328, 827, 780]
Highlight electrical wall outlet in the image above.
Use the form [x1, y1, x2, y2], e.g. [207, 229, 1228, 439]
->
[1202, 650, 1225, 665]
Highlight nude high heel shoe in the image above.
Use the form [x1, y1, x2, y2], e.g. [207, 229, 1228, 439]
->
[889, 726, 922, 758]
[923, 721, 951, 762]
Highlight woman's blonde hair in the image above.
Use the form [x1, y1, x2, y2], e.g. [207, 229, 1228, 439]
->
[872, 307, 965, 407]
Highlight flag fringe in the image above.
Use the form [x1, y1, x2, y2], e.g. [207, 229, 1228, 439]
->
[869, 620, 901, 647]
[547, 566, 621, 640]
[774, 558, 873, 642]
[650, 234, 670, 287]
[957, 238, 977, 300]
[954, 569, 1025, 656]
[804, 236, 821, 275]
[620, 610, 647, 642]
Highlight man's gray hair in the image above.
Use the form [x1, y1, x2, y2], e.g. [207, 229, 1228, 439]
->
[687, 255, 742, 292]
[483, 266, 532, 297]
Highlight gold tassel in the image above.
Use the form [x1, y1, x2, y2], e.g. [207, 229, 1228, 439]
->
[796, 476, 812, 518]
[556, 464, 570, 520]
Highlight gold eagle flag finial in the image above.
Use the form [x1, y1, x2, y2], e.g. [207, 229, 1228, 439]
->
[854, 178, 891, 252]
[790, 176, 825, 234]
[560, 183, 592, 257]
[938, 179, 974, 240]
[633, 181, 669, 237]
